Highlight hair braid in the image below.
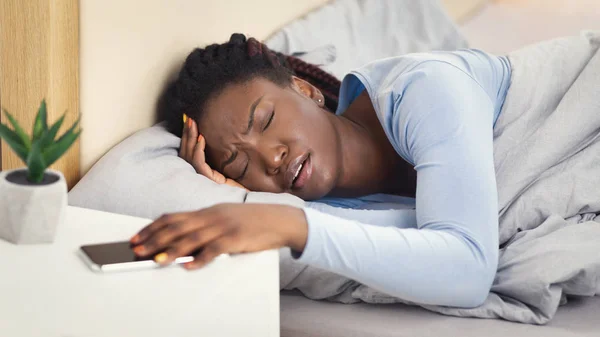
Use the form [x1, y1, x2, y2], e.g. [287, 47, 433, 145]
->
[158, 33, 341, 137]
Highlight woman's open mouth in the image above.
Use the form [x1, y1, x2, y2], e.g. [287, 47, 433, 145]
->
[291, 154, 312, 190]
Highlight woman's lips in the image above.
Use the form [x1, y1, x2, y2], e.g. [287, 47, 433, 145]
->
[292, 154, 312, 189]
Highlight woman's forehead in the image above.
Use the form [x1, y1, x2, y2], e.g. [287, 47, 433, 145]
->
[198, 79, 284, 160]
[196, 86, 253, 164]
[201, 79, 281, 131]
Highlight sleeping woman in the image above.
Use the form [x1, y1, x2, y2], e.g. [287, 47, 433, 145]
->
[129, 33, 511, 308]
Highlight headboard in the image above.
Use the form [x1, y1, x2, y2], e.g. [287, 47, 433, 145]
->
[79, 0, 484, 175]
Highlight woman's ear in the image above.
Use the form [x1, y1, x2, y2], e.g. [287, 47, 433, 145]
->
[291, 76, 325, 108]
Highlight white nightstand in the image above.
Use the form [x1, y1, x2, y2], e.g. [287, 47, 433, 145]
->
[0, 206, 280, 337]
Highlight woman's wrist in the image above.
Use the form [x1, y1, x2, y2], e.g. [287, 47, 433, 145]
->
[276, 206, 309, 252]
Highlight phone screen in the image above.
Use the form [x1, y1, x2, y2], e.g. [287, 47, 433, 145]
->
[81, 241, 152, 265]
[80, 241, 224, 272]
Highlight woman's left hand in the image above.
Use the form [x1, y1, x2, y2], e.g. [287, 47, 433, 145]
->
[129, 203, 308, 270]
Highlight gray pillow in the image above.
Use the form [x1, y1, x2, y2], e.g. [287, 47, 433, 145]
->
[266, 0, 467, 79]
[69, 0, 466, 219]
[68, 123, 250, 219]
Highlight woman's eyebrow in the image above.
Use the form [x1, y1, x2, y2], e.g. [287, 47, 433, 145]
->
[243, 94, 265, 135]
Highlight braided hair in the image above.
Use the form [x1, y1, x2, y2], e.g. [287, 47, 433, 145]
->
[158, 33, 341, 136]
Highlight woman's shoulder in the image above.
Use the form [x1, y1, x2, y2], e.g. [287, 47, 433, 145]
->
[347, 49, 506, 112]
[342, 51, 480, 114]
[356, 49, 498, 86]
[336, 50, 494, 114]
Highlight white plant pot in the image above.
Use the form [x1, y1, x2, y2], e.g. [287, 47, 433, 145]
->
[0, 168, 67, 244]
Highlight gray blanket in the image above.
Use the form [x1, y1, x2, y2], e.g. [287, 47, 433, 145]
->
[276, 32, 600, 324]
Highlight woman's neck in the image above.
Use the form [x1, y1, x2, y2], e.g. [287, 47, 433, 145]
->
[328, 91, 417, 198]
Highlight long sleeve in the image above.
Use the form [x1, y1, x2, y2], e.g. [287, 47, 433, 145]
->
[295, 60, 501, 308]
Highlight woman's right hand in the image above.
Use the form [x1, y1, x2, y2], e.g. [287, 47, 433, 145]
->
[179, 115, 248, 190]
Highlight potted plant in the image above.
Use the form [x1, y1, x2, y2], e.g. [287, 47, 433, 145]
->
[0, 100, 80, 244]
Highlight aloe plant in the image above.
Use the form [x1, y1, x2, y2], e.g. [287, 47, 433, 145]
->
[0, 100, 80, 183]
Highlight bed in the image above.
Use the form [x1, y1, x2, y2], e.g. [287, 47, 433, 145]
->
[36, 0, 600, 336]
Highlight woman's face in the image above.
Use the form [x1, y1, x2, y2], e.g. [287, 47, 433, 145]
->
[197, 76, 342, 200]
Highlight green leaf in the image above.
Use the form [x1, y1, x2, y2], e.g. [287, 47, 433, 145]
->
[52, 116, 79, 145]
[38, 113, 65, 151]
[42, 129, 80, 167]
[32, 99, 48, 141]
[0, 120, 26, 148]
[26, 141, 47, 183]
[0, 123, 29, 163]
[3, 109, 31, 150]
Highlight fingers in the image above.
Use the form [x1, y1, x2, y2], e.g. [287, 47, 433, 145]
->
[186, 117, 198, 162]
[133, 221, 197, 257]
[156, 224, 229, 265]
[178, 115, 189, 158]
[211, 168, 227, 184]
[180, 118, 217, 182]
[194, 136, 228, 185]
[130, 212, 194, 248]
[179, 114, 199, 161]
[183, 122, 234, 187]
[184, 237, 237, 270]
[192, 134, 213, 178]
[179, 115, 197, 161]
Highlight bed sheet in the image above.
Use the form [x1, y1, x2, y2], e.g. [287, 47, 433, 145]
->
[281, 292, 600, 337]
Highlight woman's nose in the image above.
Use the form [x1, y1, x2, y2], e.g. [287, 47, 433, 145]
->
[263, 144, 288, 175]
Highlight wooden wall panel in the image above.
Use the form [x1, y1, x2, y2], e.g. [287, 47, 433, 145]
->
[0, 0, 79, 189]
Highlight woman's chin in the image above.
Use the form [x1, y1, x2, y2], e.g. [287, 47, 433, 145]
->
[296, 183, 333, 201]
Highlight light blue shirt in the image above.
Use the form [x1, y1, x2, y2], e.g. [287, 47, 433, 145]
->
[298, 49, 512, 308]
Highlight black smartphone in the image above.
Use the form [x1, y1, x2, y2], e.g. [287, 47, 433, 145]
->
[79, 241, 193, 273]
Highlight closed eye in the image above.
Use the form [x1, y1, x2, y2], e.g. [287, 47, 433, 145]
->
[235, 161, 249, 182]
[262, 111, 274, 132]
